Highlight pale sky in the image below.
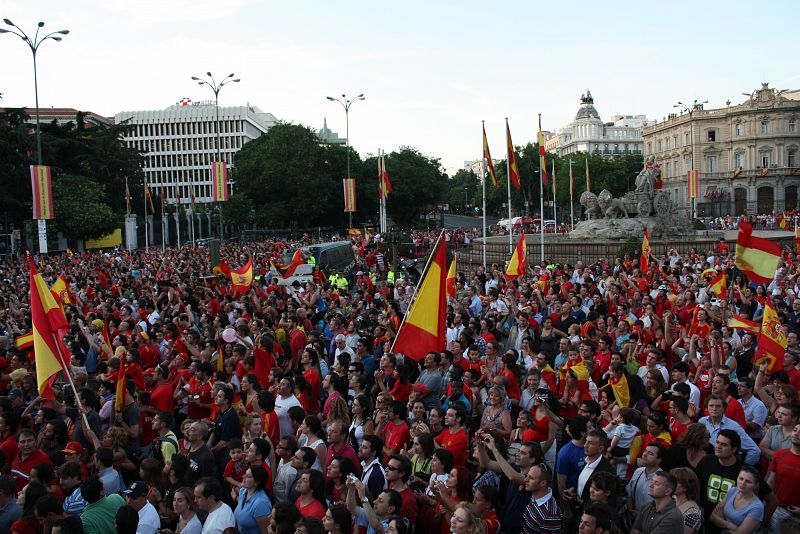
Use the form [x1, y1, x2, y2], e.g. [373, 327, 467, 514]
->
[1, 0, 797, 175]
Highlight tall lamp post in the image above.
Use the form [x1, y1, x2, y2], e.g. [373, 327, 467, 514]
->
[326, 93, 365, 228]
[674, 99, 707, 221]
[192, 72, 239, 239]
[1, 19, 69, 254]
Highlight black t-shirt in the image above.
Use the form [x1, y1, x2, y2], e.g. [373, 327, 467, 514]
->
[500, 464, 532, 534]
[188, 444, 216, 484]
[697, 455, 771, 534]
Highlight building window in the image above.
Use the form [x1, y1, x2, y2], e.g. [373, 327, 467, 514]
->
[647, 142, 652, 154]
[707, 155, 717, 173]
[673, 135, 679, 148]
[707, 130, 716, 142]
[790, 120, 797, 133]
[789, 150, 797, 168]
[665, 162, 671, 177]
[685, 132, 690, 145]
[761, 120, 769, 134]
[657, 140, 662, 152]
[734, 152, 744, 169]
[760, 152, 770, 167]
[735, 123, 742, 136]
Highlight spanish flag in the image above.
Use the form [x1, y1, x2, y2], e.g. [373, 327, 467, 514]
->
[688, 170, 699, 199]
[378, 155, 393, 199]
[102, 318, 114, 357]
[392, 232, 447, 361]
[343, 178, 357, 212]
[708, 271, 727, 298]
[16, 331, 33, 351]
[50, 274, 73, 309]
[539, 115, 548, 187]
[270, 249, 304, 279]
[212, 161, 229, 202]
[29, 259, 68, 399]
[753, 299, 786, 373]
[446, 256, 456, 298]
[217, 337, 224, 372]
[482, 123, 499, 188]
[727, 315, 761, 334]
[734, 219, 781, 284]
[506, 119, 521, 190]
[212, 260, 232, 279]
[30, 165, 54, 220]
[640, 228, 651, 273]
[115, 354, 127, 411]
[505, 233, 528, 281]
[607, 373, 631, 408]
[230, 258, 254, 294]
[145, 182, 155, 213]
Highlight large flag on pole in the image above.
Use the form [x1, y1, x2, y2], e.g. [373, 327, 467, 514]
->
[734, 219, 781, 284]
[753, 299, 787, 373]
[708, 271, 728, 298]
[212, 161, 229, 201]
[378, 155, 393, 199]
[688, 170, 699, 199]
[50, 274, 73, 312]
[115, 353, 127, 411]
[446, 256, 456, 298]
[538, 117, 548, 187]
[505, 232, 528, 280]
[392, 233, 447, 360]
[29, 259, 68, 399]
[145, 182, 155, 213]
[343, 178, 357, 212]
[30, 165, 54, 219]
[506, 121, 521, 190]
[483, 124, 499, 188]
[640, 228, 651, 273]
[727, 315, 761, 334]
[230, 259, 254, 294]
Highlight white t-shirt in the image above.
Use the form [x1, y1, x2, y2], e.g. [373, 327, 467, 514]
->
[275, 394, 302, 438]
[137, 501, 160, 534]
[201, 502, 236, 534]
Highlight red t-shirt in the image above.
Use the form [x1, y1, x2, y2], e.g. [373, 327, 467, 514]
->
[149, 382, 174, 413]
[770, 448, 800, 507]
[254, 348, 277, 386]
[187, 378, 213, 420]
[296, 497, 325, 520]
[11, 448, 53, 492]
[434, 428, 469, 467]
[383, 421, 410, 463]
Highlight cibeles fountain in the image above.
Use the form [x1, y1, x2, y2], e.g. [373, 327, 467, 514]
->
[569, 156, 694, 239]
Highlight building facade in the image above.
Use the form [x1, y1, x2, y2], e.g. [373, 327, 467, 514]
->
[643, 83, 800, 215]
[317, 117, 346, 145]
[546, 90, 653, 158]
[114, 102, 277, 205]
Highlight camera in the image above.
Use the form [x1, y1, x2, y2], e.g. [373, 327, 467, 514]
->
[347, 474, 358, 484]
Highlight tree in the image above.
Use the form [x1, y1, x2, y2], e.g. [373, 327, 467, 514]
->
[444, 169, 480, 214]
[382, 147, 448, 228]
[52, 173, 118, 241]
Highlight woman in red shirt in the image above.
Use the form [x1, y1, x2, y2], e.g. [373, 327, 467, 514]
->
[473, 485, 501, 534]
[295, 470, 326, 521]
[499, 353, 521, 401]
[531, 389, 561, 469]
[301, 348, 322, 414]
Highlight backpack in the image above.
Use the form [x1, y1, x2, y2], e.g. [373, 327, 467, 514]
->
[150, 434, 178, 463]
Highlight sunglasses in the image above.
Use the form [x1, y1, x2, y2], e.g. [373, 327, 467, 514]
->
[386, 465, 400, 471]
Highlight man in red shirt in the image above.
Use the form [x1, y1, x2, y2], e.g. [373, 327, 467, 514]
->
[148, 365, 174, 414]
[435, 405, 469, 467]
[385, 454, 418, 524]
[287, 315, 307, 369]
[767, 423, 800, 531]
[378, 401, 410, 464]
[182, 362, 214, 421]
[11, 428, 53, 491]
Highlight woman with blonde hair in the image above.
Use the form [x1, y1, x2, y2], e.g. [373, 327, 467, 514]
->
[327, 397, 351, 430]
[170, 486, 202, 534]
[644, 368, 667, 412]
[478, 386, 512, 440]
[671, 467, 702, 534]
[449, 502, 486, 534]
[243, 412, 267, 447]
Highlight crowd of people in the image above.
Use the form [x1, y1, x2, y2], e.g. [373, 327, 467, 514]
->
[0, 228, 800, 534]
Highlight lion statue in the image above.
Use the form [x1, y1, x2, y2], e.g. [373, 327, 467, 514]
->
[579, 191, 602, 219]
[597, 189, 629, 219]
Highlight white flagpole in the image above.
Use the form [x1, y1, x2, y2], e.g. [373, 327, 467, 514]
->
[538, 114, 544, 263]
[586, 155, 590, 192]
[143, 178, 149, 250]
[569, 160, 575, 231]
[175, 185, 181, 248]
[552, 159, 557, 234]
[482, 157, 487, 270]
[505, 117, 513, 254]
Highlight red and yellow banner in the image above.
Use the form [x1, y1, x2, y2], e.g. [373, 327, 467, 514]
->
[145, 182, 155, 213]
[708, 270, 727, 298]
[16, 331, 33, 351]
[212, 161, 229, 202]
[506, 120, 521, 190]
[754, 299, 786, 373]
[29, 258, 68, 399]
[483, 124, 499, 188]
[539, 116, 548, 187]
[446, 256, 456, 298]
[30, 165, 54, 219]
[734, 219, 781, 284]
[640, 228, 651, 273]
[378, 156, 393, 199]
[343, 178, 357, 212]
[688, 170, 699, 199]
[727, 315, 761, 334]
[115, 350, 127, 411]
[231, 258, 254, 294]
[505, 232, 528, 280]
[732, 167, 742, 179]
[392, 233, 447, 360]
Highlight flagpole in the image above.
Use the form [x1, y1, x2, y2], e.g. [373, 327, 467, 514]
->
[143, 178, 149, 250]
[505, 118, 513, 254]
[552, 159, 557, 234]
[125, 177, 130, 216]
[585, 155, 590, 192]
[390, 229, 445, 353]
[538, 114, 544, 263]
[51, 330, 91, 428]
[481, 156, 487, 270]
[161, 194, 166, 251]
[569, 159, 575, 231]
[175, 185, 182, 248]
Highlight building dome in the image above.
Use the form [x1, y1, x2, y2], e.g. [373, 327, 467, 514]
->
[575, 90, 602, 122]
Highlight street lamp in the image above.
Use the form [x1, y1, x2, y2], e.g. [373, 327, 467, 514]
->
[674, 99, 707, 221]
[326, 93, 365, 227]
[0, 19, 69, 164]
[192, 72, 240, 239]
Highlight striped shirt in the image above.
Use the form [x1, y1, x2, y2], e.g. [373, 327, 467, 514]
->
[63, 486, 88, 517]
[522, 489, 562, 534]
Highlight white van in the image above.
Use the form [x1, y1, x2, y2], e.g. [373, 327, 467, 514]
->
[270, 263, 315, 286]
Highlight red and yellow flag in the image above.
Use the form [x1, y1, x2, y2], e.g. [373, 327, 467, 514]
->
[378, 155, 393, 199]
[16, 331, 34, 351]
[753, 299, 786, 373]
[145, 182, 155, 213]
[217, 337, 224, 372]
[115, 352, 127, 411]
[640, 228, 651, 273]
[30, 165, 54, 219]
[102, 318, 113, 357]
[688, 170, 699, 199]
[29, 259, 68, 399]
[50, 274, 73, 313]
[760, 167, 769, 177]
[482, 124, 499, 188]
[271, 249, 304, 279]
[505, 233, 528, 281]
[231, 258, 254, 294]
[212, 161, 229, 202]
[734, 219, 781, 284]
[392, 233, 447, 360]
[708, 270, 727, 298]
[727, 315, 761, 334]
[506, 120, 521, 190]
[538, 115, 548, 187]
[446, 256, 456, 298]
[343, 178, 357, 212]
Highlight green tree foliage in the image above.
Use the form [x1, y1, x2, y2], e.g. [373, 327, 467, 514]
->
[381, 147, 447, 228]
[446, 169, 480, 215]
[52, 173, 118, 241]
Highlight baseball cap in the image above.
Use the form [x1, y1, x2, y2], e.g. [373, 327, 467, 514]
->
[91, 319, 104, 329]
[123, 481, 149, 499]
[63, 441, 85, 455]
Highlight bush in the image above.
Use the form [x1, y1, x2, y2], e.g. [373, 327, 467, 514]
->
[693, 219, 707, 230]
[617, 236, 641, 260]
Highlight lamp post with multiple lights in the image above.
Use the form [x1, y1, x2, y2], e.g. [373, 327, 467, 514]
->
[674, 99, 707, 220]
[191, 72, 239, 239]
[326, 93, 365, 228]
[1, 19, 69, 253]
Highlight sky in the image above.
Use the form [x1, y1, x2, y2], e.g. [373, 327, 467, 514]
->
[1, 0, 798, 176]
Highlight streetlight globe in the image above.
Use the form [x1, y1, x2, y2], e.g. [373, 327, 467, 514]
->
[3, 18, 13, 25]
[227, 73, 235, 78]
[326, 96, 335, 101]
[232, 79, 240, 83]
[58, 30, 69, 35]
[356, 93, 364, 98]
[37, 21, 45, 27]
[191, 76, 200, 80]
[206, 71, 212, 76]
